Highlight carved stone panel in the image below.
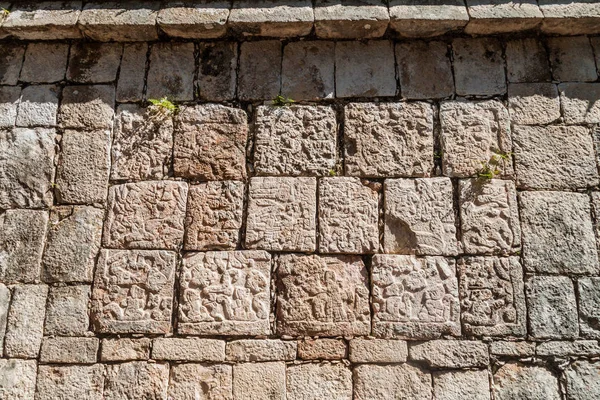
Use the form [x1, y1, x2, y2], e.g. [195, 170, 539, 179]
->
[276, 254, 370, 336]
[103, 181, 188, 250]
[91, 249, 177, 334]
[458, 256, 526, 337]
[371, 255, 461, 339]
[178, 251, 271, 336]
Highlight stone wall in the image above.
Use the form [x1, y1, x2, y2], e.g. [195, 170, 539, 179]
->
[1, 15, 600, 400]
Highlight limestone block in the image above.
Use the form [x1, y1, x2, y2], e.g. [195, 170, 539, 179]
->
[465, 0, 543, 34]
[147, 42, 195, 101]
[453, 38, 506, 96]
[44, 285, 90, 336]
[67, 42, 122, 83]
[372, 255, 460, 339]
[459, 180, 521, 255]
[384, 178, 458, 255]
[505, 38, 551, 82]
[344, 102, 434, 177]
[0, 284, 9, 350]
[55, 130, 110, 204]
[238, 40, 281, 101]
[389, 0, 469, 37]
[111, 105, 173, 181]
[198, 42, 237, 101]
[152, 338, 225, 361]
[540, 0, 600, 35]
[548, 36, 597, 82]
[298, 338, 346, 360]
[227, 339, 297, 362]
[229, 0, 313, 37]
[4, 284, 48, 358]
[42, 206, 103, 283]
[354, 364, 432, 400]
[36, 365, 104, 400]
[16, 85, 59, 127]
[578, 278, 600, 339]
[246, 177, 316, 252]
[0, 43, 25, 85]
[0, 209, 48, 283]
[440, 100, 512, 178]
[433, 369, 491, 400]
[537, 340, 600, 357]
[559, 83, 600, 124]
[526, 276, 578, 339]
[178, 251, 271, 336]
[564, 361, 600, 400]
[396, 41, 454, 99]
[335, 40, 396, 97]
[3, 1, 82, 40]
[276, 254, 370, 336]
[490, 341, 535, 357]
[493, 363, 560, 400]
[314, 0, 389, 39]
[287, 363, 352, 400]
[520, 191, 598, 275]
[79, 1, 160, 41]
[458, 257, 526, 337]
[40, 337, 99, 364]
[20, 43, 68, 83]
[103, 181, 188, 250]
[410, 340, 489, 368]
[0, 359, 37, 400]
[349, 338, 408, 363]
[254, 105, 337, 176]
[92, 249, 177, 334]
[282, 41, 334, 100]
[117, 43, 147, 102]
[104, 362, 169, 400]
[508, 83, 560, 125]
[58, 85, 115, 129]
[174, 104, 247, 180]
[158, 1, 229, 39]
[0, 86, 19, 128]
[101, 338, 151, 361]
[168, 363, 232, 400]
[0, 128, 56, 209]
[234, 362, 286, 400]
[593, 37, 600, 70]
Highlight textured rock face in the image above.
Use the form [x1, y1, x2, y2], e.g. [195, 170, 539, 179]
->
[58, 85, 114, 129]
[152, 338, 225, 362]
[494, 364, 561, 400]
[227, 339, 297, 362]
[433, 369, 491, 400]
[233, 362, 286, 400]
[4, 284, 48, 358]
[44, 285, 90, 336]
[36, 365, 104, 400]
[564, 361, 600, 400]
[0, 359, 38, 399]
[104, 362, 169, 400]
[354, 364, 432, 400]
[168, 363, 232, 400]
[287, 363, 353, 400]
[526, 276, 578, 339]
[578, 278, 600, 338]
[410, 340, 489, 368]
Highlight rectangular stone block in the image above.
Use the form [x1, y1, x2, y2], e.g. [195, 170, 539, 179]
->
[198, 41, 237, 101]
[490, 341, 535, 357]
[559, 83, 600, 124]
[44, 285, 90, 336]
[67, 42, 123, 83]
[349, 338, 408, 363]
[168, 363, 232, 400]
[298, 338, 346, 360]
[234, 362, 286, 400]
[20, 43, 69, 83]
[158, 1, 229, 39]
[314, 0, 389, 39]
[384, 178, 458, 255]
[548, 36, 597, 82]
[4, 284, 48, 358]
[147, 42, 195, 101]
[344, 102, 434, 177]
[101, 338, 151, 361]
[40, 337, 99, 364]
[564, 361, 600, 400]
[92, 249, 177, 334]
[433, 369, 491, 400]
[579, 277, 600, 339]
[3, 1, 82, 40]
[0, 359, 37, 400]
[16, 85, 59, 128]
[389, 0, 468, 37]
[79, 1, 160, 41]
[537, 340, 600, 357]
[505, 38, 551, 83]
[453, 37, 506, 96]
[276, 253, 371, 336]
[0, 284, 9, 351]
[229, 0, 313, 37]
[540, 0, 600, 35]
[282, 41, 335, 100]
[0, 43, 26, 85]
[117, 43, 147, 102]
[152, 338, 225, 362]
[508, 83, 560, 125]
[288, 363, 352, 400]
[410, 340, 489, 368]
[238, 40, 281, 101]
[355, 364, 432, 400]
[104, 362, 169, 400]
[465, 0, 543, 34]
[226, 339, 297, 362]
[36, 365, 104, 400]
[58, 85, 115, 130]
[178, 251, 271, 336]
[0, 86, 20, 128]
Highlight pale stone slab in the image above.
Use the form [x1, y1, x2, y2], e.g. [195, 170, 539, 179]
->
[238, 40, 281, 101]
[433, 369, 491, 400]
[526, 276, 578, 339]
[198, 42, 237, 101]
[147, 42, 195, 101]
[559, 83, 600, 124]
[0, 209, 48, 283]
[104, 362, 169, 400]
[465, 0, 542, 34]
[578, 278, 600, 339]
[58, 85, 115, 129]
[389, 0, 469, 37]
[384, 178, 458, 255]
[505, 38, 551, 83]
[79, 2, 160, 41]
[287, 363, 352, 400]
[152, 338, 225, 361]
[540, 0, 600, 35]
[174, 104, 247, 180]
[453, 38, 506, 96]
[4, 284, 48, 358]
[349, 338, 408, 363]
[0, 43, 25, 85]
[276, 253, 370, 336]
[508, 83, 560, 125]
[314, 0, 389, 39]
[344, 102, 434, 177]
[168, 363, 232, 400]
[43, 206, 103, 283]
[16, 85, 59, 127]
[0, 284, 9, 350]
[92, 249, 177, 334]
[3, 2, 82, 40]
[0, 86, 19, 128]
[117, 43, 147, 102]
[40, 337, 99, 364]
[372, 255, 460, 339]
[67, 42, 123, 83]
[354, 364, 432, 400]
[103, 181, 187, 250]
[490, 341, 535, 357]
[564, 361, 600, 400]
[298, 338, 346, 360]
[234, 362, 286, 400]
[282, 41, 335, 100]
[548, 36, 597, 82]
[410, 340, 489, 368]
[227, 339, 297, 362]
[44, 285, 90, 336]
[101, 338, 151, 361]
[178, 251, 271, 336]
[158, 1, 229, 39]
[0, 359, 37, 400]
[20, 43, 68, 83]
[494, 364, 560, 400]
[229, 0, 313, 37]
[537, 340, 600, 357]
[36, 365, 104, 400]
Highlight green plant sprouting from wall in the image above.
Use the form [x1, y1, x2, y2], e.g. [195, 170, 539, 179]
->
[272, 95, 295, 107]
[148, 97, 179, 116]
[477, 151, 512, 180]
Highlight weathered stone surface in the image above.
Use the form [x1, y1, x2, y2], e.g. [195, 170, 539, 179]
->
[288, 363, 352, 400]
[508, 83, 560, 125]
[526, 276, 578, 339]
[184, 181, 244, 251]
[79, 2, 160, 41]
[540, 0, 600, 35]
[384, 178, 458, 255]
[410, 340, 489, 368]
[396, 40, 454, 99]
[490, 341, 535, 357]
[92, 249, 177, 334]
[298, 338, 346, 360]
[103, 181, 187, 250]
[0, 359, 37, 400]
[58, 85, 115, 129]
[0, 86, 19, 128]
[111, 105, 173, 181]
[178, 251, 271, 335]
[116, 43, 147, 102]
[335, 40, 396, 97]
[548, 36, 597, 82]
[43, 206, 103, 283]
[559, 83, 600, 124]
[282, 41, 334, 100]
[578, 278, 600, 339]
[314, 0, 389, 39]
[0, 209, 47, 283]
[16, 85, 59, 127]
[36, 365, 104, 400]
[174, 104, 247, 180]
[101, 338, 151, 361]
[3, 2, 82, 40]
[67, 42, 122, 83]
[40, 336, 99, 364]
[520, 191, 598, 275]
[458, 257, 526, 337]
[0, 283, 9, 350]
[229, 0, 313, 37]
[372, 255, 460, 339]
[20, 43, 68, 83]
[168, 363, 232, 400]
[564, 361, 600, 400]
[388, 0, 469, 37]
[147, 42, 195, 101]
[0, 128, 56, 209]
[44, 285, 90, 336]
[593, 37, 600, 69]
[433, 369, 490, 400]
[537, 340, 600, 357]
[104, 362, 169, 400]
[238, 40, 281, 101]
[453, 38, 506, 96]
[354, 364, 432, 400]
[344, 102, 434, 177]
[158, 1, 229, 39]
[227, 339, 297, 362]
[505, 38, 551, 83]
[198, 41, 237, 101]
[494, 363, 560, 400]
[234, 362, 286, 400]
[514, 126, 598, 190]
[0, 43, 25, 85]
[4, 284, 48, 358]
[440, 100, 512, 178]
[152, 338, 225, 361]
[465, 0, 542, 34]
[349, 338, 408, 363]
[276, 254, 370, 336]
[246, 177, 316, 252]
[318, 177, 379, 254]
